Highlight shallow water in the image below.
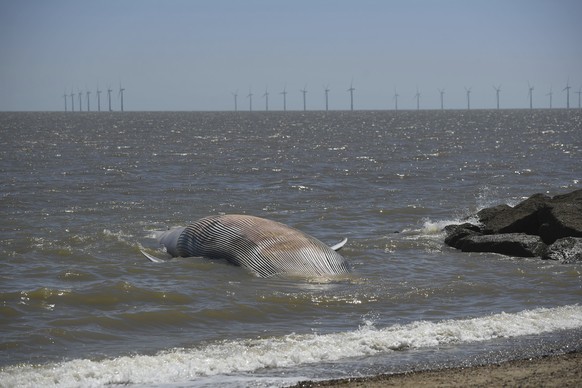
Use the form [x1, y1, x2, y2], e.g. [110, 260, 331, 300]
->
[1, 110, 581, 387]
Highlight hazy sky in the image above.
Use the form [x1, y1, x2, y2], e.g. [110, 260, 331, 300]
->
[1, 0, 581, 111]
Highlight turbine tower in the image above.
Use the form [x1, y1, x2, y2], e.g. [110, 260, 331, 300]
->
[528, 82, 534, 109]
[118, 84, 125, 112]
[324, 84, 330, 111]
[414, 88, 421, 110]
[563, 80, 571, 109]
[70, 90, 75, 112]
[393, 89, 399, 110]
[107, 87, 113, 111]
[300, 85, 307, 111]
[493, 85, 501, 109]
[347, 81, 355, 111]
[63, 91, 68, 112]
[232, 90, 238, 111]
[576, 86, 582, 109]
[78, 91, 83, 112]
[263, 87, 269, 111]
[438, 88, 445, 110]
[247, 88, 253, 112]
[280, 86, 287, 111]
[96, 87, 102, 112]
[546, 87, 553, 109]
[465, 87, 472, 110]
[86, 90, 91, 112]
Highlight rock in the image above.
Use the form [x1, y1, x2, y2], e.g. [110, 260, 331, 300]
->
[444, 223, 482, 248]
[477, 193, 550, 235]
[551, 189, 582, 205]
[538, 203, 582, 244]
[443, 189, 582, 263]
[476, 190, 582, 241]
[541, 237, 582, 263]
[458, 233, 546, 257]
[476, 204, 512, 231]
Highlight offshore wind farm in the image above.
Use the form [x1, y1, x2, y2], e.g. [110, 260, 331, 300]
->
[2, 2, 580, 112]
[223, 79, 580, 111]
[58, 79, 582, 112]
[61, 84, 126, 112]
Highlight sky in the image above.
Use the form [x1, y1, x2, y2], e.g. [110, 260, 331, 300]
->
[1, 0, 581, 111]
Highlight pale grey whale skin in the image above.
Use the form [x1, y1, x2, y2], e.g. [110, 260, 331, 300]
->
[145, 214, 350, 278]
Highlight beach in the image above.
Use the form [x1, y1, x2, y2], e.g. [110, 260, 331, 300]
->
[292, 351, 582, 387]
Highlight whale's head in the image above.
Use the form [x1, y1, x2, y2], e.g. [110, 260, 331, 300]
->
[153, 227, 185, 257]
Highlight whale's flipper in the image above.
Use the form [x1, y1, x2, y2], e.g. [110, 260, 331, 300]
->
[140, 249, 167, 263]
[330, 238, 348, 251]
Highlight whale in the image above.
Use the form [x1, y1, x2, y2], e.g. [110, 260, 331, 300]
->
[141, 214, 350, 278]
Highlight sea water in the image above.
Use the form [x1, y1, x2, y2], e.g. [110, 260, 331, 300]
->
[1, 110, 581, 387]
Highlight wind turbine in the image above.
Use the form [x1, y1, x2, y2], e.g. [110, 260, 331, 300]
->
[414, 87, 421, 110]
[280, 86, 287, 111]
[465, 87, 472, 110]
[528, 82, 534, 109]
[107, 87, 113, 111]
[393, 89, 399, 110]
[63, 91, 68, 112]
[247, 88, 253, 112]
[300, 85, 307, 111]
[438, 88, 445, 110]
[493, 85, 501, 109]
[78, 90, 83, 112]
[232, 90, 238, 111]
[324, 84, 330, 111]
[96, 86, 102, 112]
[347, 80, 355, 111]
[576, 86, 582, 109]
[263, 87, 269, 111]
[118, 84, 125, 112]
[86, 90, 91, 112]
[546, 87, 553, 109]
[70, 90, 75, 112]
[563, 80, 571, 109]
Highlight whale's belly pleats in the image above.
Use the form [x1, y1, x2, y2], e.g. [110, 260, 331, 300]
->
[176, 215, 350, 278]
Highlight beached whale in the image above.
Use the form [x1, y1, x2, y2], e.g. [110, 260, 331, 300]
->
[141, 214, 350, 278]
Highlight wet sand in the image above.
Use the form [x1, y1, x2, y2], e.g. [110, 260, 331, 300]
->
[290, 351, 582, 387]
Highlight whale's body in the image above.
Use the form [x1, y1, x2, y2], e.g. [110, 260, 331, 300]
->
[148, 215, 350, 278]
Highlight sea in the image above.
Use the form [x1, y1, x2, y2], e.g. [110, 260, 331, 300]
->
[1, 109, 581, 387]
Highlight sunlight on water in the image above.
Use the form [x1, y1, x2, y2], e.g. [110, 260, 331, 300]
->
[1, 110, 581, 386]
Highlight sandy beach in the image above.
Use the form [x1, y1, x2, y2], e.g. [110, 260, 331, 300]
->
[290, 351, 582, 387]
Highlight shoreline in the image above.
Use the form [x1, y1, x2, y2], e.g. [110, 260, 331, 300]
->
[290, 351, 582, 387]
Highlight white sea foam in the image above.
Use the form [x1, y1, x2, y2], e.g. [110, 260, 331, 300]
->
[2, 305, 581, 388]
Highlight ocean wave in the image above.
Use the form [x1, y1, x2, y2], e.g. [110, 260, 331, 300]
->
[2, 304, 581, 388]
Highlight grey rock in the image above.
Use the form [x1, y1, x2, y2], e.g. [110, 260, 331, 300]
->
[458, 233, 546, 257]
[443, 189, 582, 262]
[538, 202, 582, 244]
[541, 237, 582, 263]
[477, 193, 550, 235]
[444, 223, 482, 248]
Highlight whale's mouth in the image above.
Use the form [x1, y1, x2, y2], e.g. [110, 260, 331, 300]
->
[153, 227, 186, 257]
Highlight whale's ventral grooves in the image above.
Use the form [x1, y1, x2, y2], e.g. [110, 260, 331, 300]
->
[175, 215, 350, 278]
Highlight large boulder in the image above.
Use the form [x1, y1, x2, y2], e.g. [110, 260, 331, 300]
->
[541, 237, 582, 263]
[539, 190, 582, 244]
[457, 233, 546, 257]
[444, 189, 582, 263]
[444, 223, 482, 248]
[477, 194, 550, 235]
